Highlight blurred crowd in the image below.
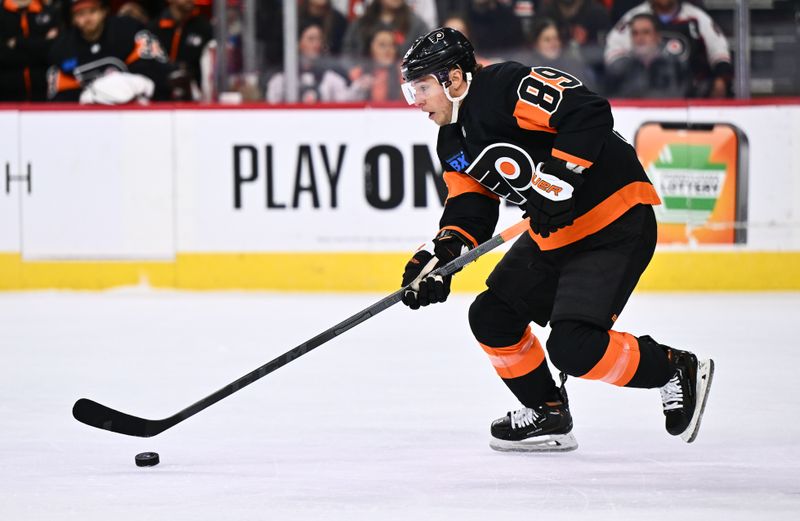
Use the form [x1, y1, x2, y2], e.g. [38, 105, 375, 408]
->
[1, 0, 213, 103]
[0, 0, 736, 104]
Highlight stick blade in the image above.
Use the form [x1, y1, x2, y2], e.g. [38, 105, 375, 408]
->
[72, 398, 163, 438]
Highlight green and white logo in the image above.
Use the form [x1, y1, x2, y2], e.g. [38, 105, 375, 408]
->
[645, 143, 726, 225]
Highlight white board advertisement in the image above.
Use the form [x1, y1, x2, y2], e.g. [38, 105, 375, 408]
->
[0, 111, 21, 252]
[18, 110, 175, 260]
[174, 108, 522, 253]
[2, 103, 799, 259]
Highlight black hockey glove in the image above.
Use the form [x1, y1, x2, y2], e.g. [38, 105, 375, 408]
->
[401, 229, 473, 310]
[522, 159, 586, 238]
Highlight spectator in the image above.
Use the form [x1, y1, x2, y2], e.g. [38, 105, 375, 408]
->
[300, 0, 349, 56]
[266, 21, 352, 103]
[0, 0, 60, 101]
[604, 13, 689, 97]
[342, 0, 429, 59]
[526, 17, 598, 92]
[605, 0, 732, 98]
[148, 0, 213, 100]
[349, 27, 404, 101]
[466, 0, 525, 55]
[48, 0, 175, 103]
[538, 0, 610, 70]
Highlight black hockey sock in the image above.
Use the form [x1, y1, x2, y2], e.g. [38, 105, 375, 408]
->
[625, 335, 673, 388]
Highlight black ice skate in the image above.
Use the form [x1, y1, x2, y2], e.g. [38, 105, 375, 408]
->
[489, 401, 577, 453]
[659, 343, 715, 443]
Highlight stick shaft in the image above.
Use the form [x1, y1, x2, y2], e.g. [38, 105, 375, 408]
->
[73, 218, 530, 437]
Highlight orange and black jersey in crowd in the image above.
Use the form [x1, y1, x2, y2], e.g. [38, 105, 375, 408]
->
[148, 8, 212, 87]
[436, 61, 660, 251]
[47, 15, 175, 102]
[0, 0, 59, 101]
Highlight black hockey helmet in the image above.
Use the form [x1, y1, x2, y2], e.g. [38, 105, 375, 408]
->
[401, 27, 477, 84]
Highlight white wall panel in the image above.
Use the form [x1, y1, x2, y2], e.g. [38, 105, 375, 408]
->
[19, 111, 175, 259]
[0, 111, 21, 252]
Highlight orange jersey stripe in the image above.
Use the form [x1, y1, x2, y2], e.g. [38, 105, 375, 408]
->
[551, 148, 593, 169]
[513, 98, 557, 133]
[20, 11, 29, 37]
[530, 181, 661, 251]
[480, 326, 546, 379]
[581, 331, 641, 386]
[443, 170, 499, 202]
[170, 27, 182, 62]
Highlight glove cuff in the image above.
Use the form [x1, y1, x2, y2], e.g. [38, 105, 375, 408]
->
[435, 227, 476, 249]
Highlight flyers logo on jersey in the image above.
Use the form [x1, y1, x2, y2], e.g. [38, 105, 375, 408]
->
[465, 143, 555, 205]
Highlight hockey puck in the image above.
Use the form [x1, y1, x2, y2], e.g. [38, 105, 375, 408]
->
[135, 452, 160, 467]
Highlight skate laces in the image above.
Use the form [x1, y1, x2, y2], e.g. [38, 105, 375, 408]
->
[510, 408, 541, 429]
[660, 371, 684, 411]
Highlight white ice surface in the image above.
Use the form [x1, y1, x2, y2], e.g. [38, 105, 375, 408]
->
[1, 290, 799, 520]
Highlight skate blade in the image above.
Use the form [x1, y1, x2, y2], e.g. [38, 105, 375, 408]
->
[490, 432, 578, 453]
[681, 358, 715, 443]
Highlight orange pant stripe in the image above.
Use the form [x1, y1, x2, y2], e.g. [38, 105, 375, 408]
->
[479, 326, 546, 379]
[581, 331, 641, 386]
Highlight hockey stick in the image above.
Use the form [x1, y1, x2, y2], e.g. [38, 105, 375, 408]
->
[72, 218, 531, 438]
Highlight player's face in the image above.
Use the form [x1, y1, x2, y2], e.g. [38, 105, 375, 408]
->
[407, 76, 452, 126]
[72, 6, 107, 41]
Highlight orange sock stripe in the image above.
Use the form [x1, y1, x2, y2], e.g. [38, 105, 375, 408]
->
[479, 326, 546, 379]
[581, 331, 641, 386]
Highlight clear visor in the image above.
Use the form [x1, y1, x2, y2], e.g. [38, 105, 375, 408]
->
[400, 75, 443, 105]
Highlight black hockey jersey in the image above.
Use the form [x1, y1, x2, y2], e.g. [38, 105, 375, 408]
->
[148, 8, 212, 87]
[0, 0, 59, 101]
[436, 61, 660, 251]
[47, 16, 175, 102]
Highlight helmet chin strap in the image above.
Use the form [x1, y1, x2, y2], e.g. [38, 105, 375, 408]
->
[443, 72, 472, 124]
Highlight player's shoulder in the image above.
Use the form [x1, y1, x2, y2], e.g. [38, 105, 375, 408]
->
[472, 61, 531, 93]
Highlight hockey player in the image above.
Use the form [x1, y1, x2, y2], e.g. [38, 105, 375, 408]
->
[48, 0, 175, 102]
[0, 0, 60, 101]
[399, 27, 714, 452]
[148, 0, 213, 100]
